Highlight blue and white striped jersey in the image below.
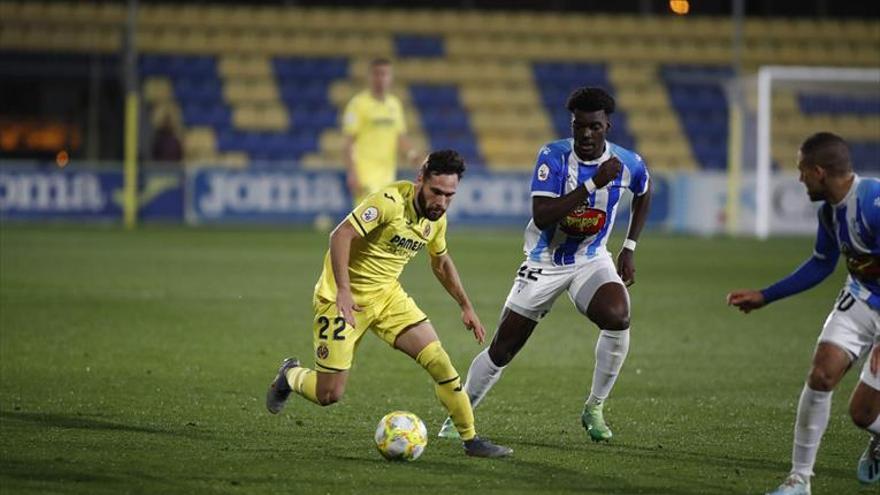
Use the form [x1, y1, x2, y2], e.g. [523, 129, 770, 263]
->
[816, 175, 880, 308]
[524, 138, 650, 266]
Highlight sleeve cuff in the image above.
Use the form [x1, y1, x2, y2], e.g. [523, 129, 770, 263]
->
[531, 191, 559, 198]
[348, 214, 368, 237]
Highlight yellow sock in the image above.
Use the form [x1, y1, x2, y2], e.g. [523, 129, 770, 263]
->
[285, 366, 320, 405]
[416, 341, 476, 441]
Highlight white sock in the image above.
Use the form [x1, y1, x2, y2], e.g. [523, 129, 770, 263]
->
[868, 414, 880, 434]
[791, 384, 833, 479]
[463, 348, 505, 409]
[586, 329, 630, 407]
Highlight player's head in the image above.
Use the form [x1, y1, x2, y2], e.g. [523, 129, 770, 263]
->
[797, 132, 853, 201]
[368, 58, 393, 96]
[567, 87, 615, 161]
[416, 150, 465, 221]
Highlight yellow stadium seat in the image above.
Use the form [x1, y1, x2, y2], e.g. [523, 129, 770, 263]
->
[150, 102, 183, 132]
[223, 79, 280, 105]
[232, 105, 289, 132]
[183, 127, 217, 163]
[144, 77, 174, 104]
[215, 151, 249, 169]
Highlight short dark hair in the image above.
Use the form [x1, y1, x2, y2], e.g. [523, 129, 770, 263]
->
[566, 87, 615, 115]
[423, 150, 465, 178]
[800, 132, 851, 176]
[370, 57, 392, 68]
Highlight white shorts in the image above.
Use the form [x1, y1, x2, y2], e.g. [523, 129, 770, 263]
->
[503, 255, 627, 322]
[860, 352, 880, 391]
[818, 289, 880, 362]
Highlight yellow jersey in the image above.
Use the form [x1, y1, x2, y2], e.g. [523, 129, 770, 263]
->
[314, 181, 448, 305]
[342, 90, 407, 194]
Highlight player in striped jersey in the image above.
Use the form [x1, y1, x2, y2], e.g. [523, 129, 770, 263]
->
[728, 132, 880, 494]
[438, 87, 652, 442]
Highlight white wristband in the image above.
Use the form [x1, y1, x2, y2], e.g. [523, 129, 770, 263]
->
[623, 239, 637, 251]
[583, 179, 597, 194]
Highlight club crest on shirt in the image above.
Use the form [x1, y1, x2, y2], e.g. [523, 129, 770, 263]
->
[559, 206, 607, 237]
[361, 206, 379, 223]
[423, 223, 431, 237]
[316, 344, 329, 360]
[537, 164, 550, 181]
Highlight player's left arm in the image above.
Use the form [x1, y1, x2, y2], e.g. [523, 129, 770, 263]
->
[617, 159, 653, 286]
[429, 253, 485, 345]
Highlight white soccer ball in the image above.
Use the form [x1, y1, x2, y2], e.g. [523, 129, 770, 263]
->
[374, 411, 428, 461]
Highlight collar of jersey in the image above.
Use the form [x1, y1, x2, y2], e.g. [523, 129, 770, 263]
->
[404, 183, 424, 223]
[831, 174, 859, 208]
[571, 140, 612, 166]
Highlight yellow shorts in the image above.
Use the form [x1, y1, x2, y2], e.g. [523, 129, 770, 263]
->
[311, 287, 427, 373]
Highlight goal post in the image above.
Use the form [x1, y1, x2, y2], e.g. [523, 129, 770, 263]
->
[726, 66, 880, 239]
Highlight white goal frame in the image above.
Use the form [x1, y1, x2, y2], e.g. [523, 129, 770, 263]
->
[755, 66, 880, 239]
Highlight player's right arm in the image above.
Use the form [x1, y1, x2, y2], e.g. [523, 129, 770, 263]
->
[330, 190, 399, 326]
[329, 221, 362, 327]
[727, 210, 840, 313]
[531, 154, 622, 230]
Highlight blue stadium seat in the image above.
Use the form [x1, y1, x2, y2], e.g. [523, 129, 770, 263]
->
[533, 62, 637, 152]
[662, 64, 732, 170]
[394, 35, 445, 58]
[798, 94, 880, 115]
[409, 84, 484, 167]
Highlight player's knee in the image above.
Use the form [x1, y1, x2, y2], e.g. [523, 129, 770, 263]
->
[849, 398, 879, 429]
[806, 367, 838, 392]
[595, 305, 630, 331]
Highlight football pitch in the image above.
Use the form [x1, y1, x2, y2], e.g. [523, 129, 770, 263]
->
[0, 225, 872, 494]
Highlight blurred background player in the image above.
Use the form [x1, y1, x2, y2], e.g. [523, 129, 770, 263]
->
[266, 150, 512, 458]
[342, 58, 420, 206]
[438, 87, 652, 443]
[728, 132, 880, 494]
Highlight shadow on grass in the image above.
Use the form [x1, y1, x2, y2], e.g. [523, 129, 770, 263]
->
[0, 459, 119, 485]
[0, 410, 206, 438]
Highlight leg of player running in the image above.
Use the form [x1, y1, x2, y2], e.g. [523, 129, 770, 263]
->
[849, 381, 880, 432]
[437, 308, 537, 439]
[475, 308, 537, 406]
[579, 281, 630, 442]
[266, 360, 348, 413]
[395, 321, 512, 457]
[768, 342, 851, 494]
[850, 358, 880, 485]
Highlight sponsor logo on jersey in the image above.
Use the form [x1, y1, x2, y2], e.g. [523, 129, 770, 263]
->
[559, 205, 607, 237]
[361, 206, 379, 223]
[371, 117, 396, 127]
[843, 245, 880, 282]
[389, 234, 426, 252]
[537, 164, 550, 181]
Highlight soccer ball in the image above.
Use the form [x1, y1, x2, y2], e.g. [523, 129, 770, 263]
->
[374, 411, 428, 461]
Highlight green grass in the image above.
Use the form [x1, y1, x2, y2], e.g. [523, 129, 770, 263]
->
[0, 225, 873, 494]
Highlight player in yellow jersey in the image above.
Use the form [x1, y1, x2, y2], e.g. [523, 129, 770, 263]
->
[342, 58, 420, 206]
[266, 150, 512, 458]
